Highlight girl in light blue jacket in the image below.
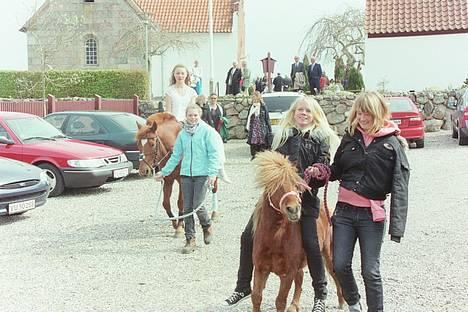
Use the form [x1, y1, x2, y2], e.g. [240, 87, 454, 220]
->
[155, 104, 221, 254]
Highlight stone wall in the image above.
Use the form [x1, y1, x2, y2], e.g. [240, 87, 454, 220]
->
[219, 90, 462, 139]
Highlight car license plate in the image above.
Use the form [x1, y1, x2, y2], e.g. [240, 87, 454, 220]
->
[113, 168, 129, 178]
[9, 199, 35, 214]
[392, 119, 401, 124]
[271, 119, 280, 125]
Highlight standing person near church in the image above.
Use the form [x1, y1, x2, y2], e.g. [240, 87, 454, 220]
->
[245, 91, 272, 159]
[308, 56, 323, 95]
[165, 64, 198, 121]
[225, 61, 242, 95]
[272, 73, 284, 92]
[241, 60, 252, 95]
[191, 60, 203, 95]
[290, 55, 305, 91]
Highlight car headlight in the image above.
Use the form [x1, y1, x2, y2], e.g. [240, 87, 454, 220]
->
[120, 153, 128, 162]
[67, 159, 107, 168]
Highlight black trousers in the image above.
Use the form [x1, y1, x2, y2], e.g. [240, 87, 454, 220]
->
[235, 214, 328, 299]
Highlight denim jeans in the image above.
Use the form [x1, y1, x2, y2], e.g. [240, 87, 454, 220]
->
[235, 215, 327, 300]
[332, 202, 385, 312]
[181, 176, 211, 240]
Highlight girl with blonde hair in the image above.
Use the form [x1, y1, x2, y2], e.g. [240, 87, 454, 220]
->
[165, 64, 197, 121]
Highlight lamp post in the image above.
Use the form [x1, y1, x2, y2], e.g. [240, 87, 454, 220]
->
[260, 52, 276, 93]
[208, 0, 214, 94]
[143, 13, 152, 100]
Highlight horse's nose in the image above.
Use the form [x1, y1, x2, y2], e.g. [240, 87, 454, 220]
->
[287, 206, 298, 214]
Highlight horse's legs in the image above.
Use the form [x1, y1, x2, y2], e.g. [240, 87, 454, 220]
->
[323, 229, 345, 309]
[287, 269, 304, 312]
[276, 273, 295, 312]
[162, 179, 176, 228]
[252, 269, 269, 312]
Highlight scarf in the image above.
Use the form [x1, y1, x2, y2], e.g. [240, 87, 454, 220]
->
[184, 122, 199, 136]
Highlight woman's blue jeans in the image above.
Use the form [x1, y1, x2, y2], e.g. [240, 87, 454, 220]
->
[332, 202, 385, 312]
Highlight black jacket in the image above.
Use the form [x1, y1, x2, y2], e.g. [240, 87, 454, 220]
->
[276, 128, 330, 218]
[330, 130, 410, 237]
[246, 104, 272, 146]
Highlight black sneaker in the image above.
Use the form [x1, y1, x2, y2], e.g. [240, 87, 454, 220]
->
[223, 290, 251, 308]
[312, 298, 326, 312]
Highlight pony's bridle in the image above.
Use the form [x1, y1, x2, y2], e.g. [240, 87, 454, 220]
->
[268, 191, 302, 214]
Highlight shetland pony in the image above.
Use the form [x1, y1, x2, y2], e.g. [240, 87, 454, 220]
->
[251, 151, 344, 312]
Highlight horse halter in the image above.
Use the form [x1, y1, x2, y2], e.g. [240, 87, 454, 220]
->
[140, 135, 172, 176]
[268, 191, 302, 215]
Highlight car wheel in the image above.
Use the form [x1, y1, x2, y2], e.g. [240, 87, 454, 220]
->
[452, 124, 458, 138]
[415, 138, 424, 148]
[37, 163, 65, 197]
[458, 128, 468, 146]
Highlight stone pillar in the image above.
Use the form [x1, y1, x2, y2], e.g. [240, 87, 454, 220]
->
[133, 95, 139, 115]
[47, 94, 56, 114]
[95, 95, 102, 111]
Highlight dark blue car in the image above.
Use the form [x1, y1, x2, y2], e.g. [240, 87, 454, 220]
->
[44, 111, 147, 169]
[0, 155, 50, 216]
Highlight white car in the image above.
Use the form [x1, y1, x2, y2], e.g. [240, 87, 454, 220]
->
[262, 92, 303, 133]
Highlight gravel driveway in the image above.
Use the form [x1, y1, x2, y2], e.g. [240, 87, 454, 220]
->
[0, 130, 467, 312]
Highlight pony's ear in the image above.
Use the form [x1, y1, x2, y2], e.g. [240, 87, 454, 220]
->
[136, 122, 144, 130]
[149, 120, 158, 132]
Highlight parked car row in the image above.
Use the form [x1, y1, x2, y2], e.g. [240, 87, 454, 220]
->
[0, 112, 133, 197]
[450, 88, 468, 145]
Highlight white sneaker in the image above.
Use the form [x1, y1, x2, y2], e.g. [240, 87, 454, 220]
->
[348, 302, 362, 312]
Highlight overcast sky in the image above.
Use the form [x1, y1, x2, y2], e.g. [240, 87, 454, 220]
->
[0, 0, 365, 76]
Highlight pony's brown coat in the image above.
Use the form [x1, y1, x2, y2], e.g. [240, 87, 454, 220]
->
[251, 151, 344, 312]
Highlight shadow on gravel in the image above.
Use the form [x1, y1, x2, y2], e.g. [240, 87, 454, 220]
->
[0, 214, 30, 225]
[59, 186, 112, 198]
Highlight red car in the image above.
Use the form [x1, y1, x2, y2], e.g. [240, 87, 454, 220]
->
[0, 112, 133, 197]
[451, 88, 468, 145]
[387, 97, 425, 148]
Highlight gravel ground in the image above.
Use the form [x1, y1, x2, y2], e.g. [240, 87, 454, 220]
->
[0, 130, 467, 312]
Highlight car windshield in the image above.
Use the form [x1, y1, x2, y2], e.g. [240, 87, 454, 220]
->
[263, 96, 301, 112]
[111, 114, 147, 131]
[388, 99, 414, 112]
[6, 117, 65, 142]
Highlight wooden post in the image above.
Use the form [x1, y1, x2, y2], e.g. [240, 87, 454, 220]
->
[133, 95, 139, 115]
[95, 95, 102, 111]
[47, 94, 56, 114]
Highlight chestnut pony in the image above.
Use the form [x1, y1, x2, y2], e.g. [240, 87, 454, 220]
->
[251, 151, 344, 312]
[136, 113, 219, 236]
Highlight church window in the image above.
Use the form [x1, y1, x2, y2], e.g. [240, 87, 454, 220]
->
[85, 37, 98, 65]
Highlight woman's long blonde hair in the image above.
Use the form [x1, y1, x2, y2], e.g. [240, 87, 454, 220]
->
[348, 91, 390, 135]
[271, 96, 339, 151]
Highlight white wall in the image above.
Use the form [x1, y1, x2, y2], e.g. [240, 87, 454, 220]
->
[363, 33, 468, 91]
[151, 32, 237, 97]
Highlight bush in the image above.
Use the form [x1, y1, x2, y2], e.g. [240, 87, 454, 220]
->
[346, 67, 364, 92]
[0, 70, 149, 99]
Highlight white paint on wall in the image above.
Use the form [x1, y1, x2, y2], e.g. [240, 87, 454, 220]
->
[151, 32, 237, 97]
[363, 33, 468, 92]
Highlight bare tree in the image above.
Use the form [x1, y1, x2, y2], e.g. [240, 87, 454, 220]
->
[300, 8, 365, 70]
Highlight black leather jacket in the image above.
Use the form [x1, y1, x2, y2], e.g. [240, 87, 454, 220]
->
[330, 130, 410, 237]
[275, 128, 330, 218]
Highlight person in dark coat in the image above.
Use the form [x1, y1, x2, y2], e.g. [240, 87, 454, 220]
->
[225, 61, 242, 95]
[290, 55, 305, 91]
[245, 91, 272, 159]
[272, 73, 284, 92]
[314, 91, 410, 312]
[308, 56, 322, 95]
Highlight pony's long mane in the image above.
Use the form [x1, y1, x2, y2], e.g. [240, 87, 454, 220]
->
[252, 151, 303, 233]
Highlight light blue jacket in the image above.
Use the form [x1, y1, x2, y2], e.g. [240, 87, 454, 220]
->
[161, 121, 220, 177]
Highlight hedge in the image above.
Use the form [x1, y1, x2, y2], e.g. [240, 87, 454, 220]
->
[0, 70, 149, 100]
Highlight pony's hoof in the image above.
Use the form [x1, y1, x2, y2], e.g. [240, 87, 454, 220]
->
[174, 226, 184, 238]
[211, 211, 220, 222]
[286, 305, 299, 312]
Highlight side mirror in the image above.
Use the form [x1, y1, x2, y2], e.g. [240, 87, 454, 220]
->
[0, 136, 14, 145]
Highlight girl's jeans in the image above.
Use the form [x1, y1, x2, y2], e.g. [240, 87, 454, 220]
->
[181, 176, 211, 240]
[332, 202, 385, 312]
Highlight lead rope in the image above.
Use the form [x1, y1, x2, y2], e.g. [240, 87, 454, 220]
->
[153, 179, 213, 221]
[304, 163, 332, 226]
